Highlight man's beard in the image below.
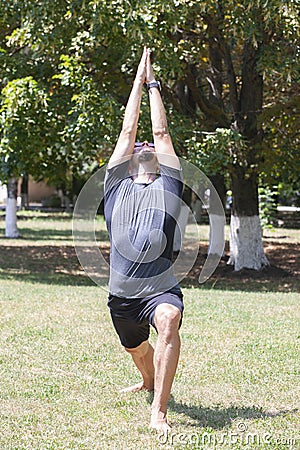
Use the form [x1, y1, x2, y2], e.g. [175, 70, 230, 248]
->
[138, 151, 154, 162]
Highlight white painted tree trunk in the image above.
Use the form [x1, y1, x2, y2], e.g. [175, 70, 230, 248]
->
[208, 213, 225, 256]
[227, 214, 269, 271]
[5, 178, 19, 238]
[173, 204, 190, 252]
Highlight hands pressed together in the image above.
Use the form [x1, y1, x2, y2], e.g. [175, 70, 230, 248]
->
[136, 47, 156, 85]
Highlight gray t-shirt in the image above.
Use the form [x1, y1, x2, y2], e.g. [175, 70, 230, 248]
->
[104, 161, 183, 298]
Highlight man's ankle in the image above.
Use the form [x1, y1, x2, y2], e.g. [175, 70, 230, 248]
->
[151, 403, 167, 417]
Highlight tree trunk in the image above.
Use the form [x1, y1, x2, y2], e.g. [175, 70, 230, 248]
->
[173, 203, 190, 252]
[228, 214, 269, 271]
[208, 174, 226, 255]
[228, 169, 269, 270]
[20, 174, 29, 209]
[5, 177, 19, 238]
[227, 41, 269, 271]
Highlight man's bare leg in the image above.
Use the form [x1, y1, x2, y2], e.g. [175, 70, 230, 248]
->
[150, 304, 181, 432]
[121, 340, 155, 392]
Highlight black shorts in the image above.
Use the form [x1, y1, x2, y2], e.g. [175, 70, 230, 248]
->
[107, 291, 184, 349]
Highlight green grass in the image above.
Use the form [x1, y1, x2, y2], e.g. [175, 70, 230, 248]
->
[0, 213, 299, 449]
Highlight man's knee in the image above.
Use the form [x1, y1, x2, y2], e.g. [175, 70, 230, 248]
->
[154, 303, 181, 336]
[125, 340, 149, 357]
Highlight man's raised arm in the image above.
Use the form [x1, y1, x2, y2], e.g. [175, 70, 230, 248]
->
[108, 48, 147, 168]
[146, 50, 180, 170]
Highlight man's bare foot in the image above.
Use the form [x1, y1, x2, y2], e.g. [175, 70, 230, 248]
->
[120, 381, 154, 393]
[149, 418, 171, 433]
[150, 409, 171, 432]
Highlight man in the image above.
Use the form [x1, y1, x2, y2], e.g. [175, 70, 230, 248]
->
[104, 48, 184, 432]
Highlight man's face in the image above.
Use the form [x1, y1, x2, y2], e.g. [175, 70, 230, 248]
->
[131, 141, 158, 167]
[130, 142, 158, 172]
[132, 142, 156, 161]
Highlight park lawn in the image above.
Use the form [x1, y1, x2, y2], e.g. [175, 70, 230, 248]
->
[0, 213, 299, 449]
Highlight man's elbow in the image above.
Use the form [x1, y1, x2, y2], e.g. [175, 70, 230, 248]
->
[152, 127, 169, 138]
[121, 125, 136, 137]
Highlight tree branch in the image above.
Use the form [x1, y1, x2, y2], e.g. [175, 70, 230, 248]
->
[205, 15, 240, 115]
[184, 63, 229, 128]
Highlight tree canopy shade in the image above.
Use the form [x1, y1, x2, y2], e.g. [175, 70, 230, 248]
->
[0, 0, 299, 267]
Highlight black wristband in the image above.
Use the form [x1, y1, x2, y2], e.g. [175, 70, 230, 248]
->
[146, 80, 161, 92]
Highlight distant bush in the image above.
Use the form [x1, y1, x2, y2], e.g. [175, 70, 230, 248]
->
[259, 186, 278, 229]
[41, 195, 62, 208]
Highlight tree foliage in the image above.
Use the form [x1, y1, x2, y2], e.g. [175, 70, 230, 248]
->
[0, 0, 299, 194]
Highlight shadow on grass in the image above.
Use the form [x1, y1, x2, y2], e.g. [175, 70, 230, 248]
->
[147, 392, 298, 429]
[0, 240, 299, 292]
[0, 244, 110, 287]
[179, 249, 300, 293]
[180, 273, 300, 293]
[168, 400, 299, 429]
[0, 271, 97, 287]
[15, 228, 73, 240]
[0, 228, 109, 241]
